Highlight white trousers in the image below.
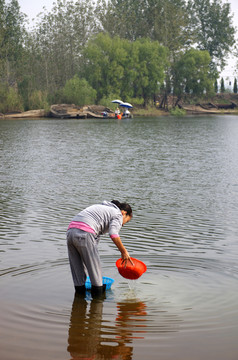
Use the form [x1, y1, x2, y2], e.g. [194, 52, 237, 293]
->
[67, 228, 102, 287]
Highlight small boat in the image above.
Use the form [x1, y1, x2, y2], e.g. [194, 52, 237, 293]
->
[50, 104, 115, 119]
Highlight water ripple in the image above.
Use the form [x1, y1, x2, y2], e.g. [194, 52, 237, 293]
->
[1, 116, 238, 360]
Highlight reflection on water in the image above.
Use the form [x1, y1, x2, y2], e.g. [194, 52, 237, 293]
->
[1, 116, 238, 360]
[115, 301, 147, 340]
[68, 295, 147, 360]
[67, 291, 182, 360]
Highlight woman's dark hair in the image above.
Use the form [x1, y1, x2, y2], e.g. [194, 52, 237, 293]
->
[111, 200, 133, 216]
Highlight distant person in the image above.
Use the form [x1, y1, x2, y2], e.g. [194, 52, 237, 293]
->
[123, 108, 130, 117]
[115, 107, 120, 116]
[66, 200, 133, 296]
[115, 107, 122, 119]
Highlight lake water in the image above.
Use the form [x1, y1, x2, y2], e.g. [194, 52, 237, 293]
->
[0, 115, 238, 360]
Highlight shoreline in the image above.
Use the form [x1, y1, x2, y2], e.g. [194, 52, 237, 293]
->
[1, 108, 238, 119]
[2, 94, 238, 119]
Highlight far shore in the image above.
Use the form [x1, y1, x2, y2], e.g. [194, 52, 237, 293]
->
[1, 94, 238, 119]
[1, 107, 238, 119]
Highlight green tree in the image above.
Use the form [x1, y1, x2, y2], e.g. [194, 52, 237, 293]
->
[83, 33, 128, 102]
[83, 33, 168, 105]
[214, 79, 218, 93]
[26, 0, 97, 95]
[96, 0, 150, 41]
[28, 90, 49, 110]
[187, 0, 236, 70]
[0, 0, 26, 85]
[233, 78, 237, 94]
[220, 77, 225, 93]
[99, 0, 192, 53]
[129, 38, 168, 106]
[0, 84, 23, 113]
[62, 75, 96, 105]
[173, 49, 215, 97]
[146, 0, 193, 53]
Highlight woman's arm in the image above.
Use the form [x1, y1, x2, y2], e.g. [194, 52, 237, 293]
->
[111, 236, 134, 266]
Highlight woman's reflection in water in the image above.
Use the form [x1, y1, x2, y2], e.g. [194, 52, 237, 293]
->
[67, 293, 147, 360]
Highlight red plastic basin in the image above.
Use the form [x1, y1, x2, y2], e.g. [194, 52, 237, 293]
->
[116, 257, 147, 280]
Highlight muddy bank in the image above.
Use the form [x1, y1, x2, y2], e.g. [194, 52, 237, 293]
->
[0, 105, 115, 120]
[0, 109, 47, 119]
[49, 104, 115, 119]
[166, 93, 238, 115]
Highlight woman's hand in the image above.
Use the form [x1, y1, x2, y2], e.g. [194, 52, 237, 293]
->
[110, 235, 134, 267]
[121, 250, 134, 267]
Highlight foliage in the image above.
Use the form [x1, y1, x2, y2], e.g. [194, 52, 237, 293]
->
[98, 92, 121, 108]
[129, 97, 144, 106]
[0, 0, 26, 85]
[233, 78, 237, 94]
[134, 104, 166, 116]
[0, 84, 23, 113]
[130, 38, 168, 105]
[83, 33, 128, 101]
[99, 95, 145, 109]
[83, 33, 168, 105]
[25, 0, 98, 94]
[220, 78, 225, 93]
[187, 0, 236, 70]
[173, 49, 215, 97]
[62, 76, 97, 105]
[214, 79, 218, 93]
[28, 90, 49, 110]
[0, 0, 236, 111]
[99, 0, 193, 53]
[170, 106, 186, 116]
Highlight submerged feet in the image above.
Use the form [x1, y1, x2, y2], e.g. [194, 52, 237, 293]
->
[74, 285, 86, 295]
[91, 284, 106, 298]
[75, 284, 106, 299]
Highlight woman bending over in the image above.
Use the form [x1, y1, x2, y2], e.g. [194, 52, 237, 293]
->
[67, 200, 133, 296]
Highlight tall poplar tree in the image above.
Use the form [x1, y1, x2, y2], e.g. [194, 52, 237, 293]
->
[99, 0, 192, 53]
[214, 79, 218, 93]
[0, 0, 26, 85]
[187, 0, 235, 70]
[233, 78, 237, 94]
[220, 77, 225, 93]
[27, 0, 98, 94]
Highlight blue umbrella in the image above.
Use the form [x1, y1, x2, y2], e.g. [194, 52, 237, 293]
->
[111, 99, 123, 104]
[119, 102, 133, 108]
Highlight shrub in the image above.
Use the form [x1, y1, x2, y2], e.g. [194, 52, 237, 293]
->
[0, 85, 24, 113]
[170, 106, 186, 116]
[129, 97, 144, 106]
[28, 90, 50, 110]
[62, 76, 96, 105]
[98, 93, 121, 108]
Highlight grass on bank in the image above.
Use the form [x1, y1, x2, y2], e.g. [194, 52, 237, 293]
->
[133, 105, 168, 116]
